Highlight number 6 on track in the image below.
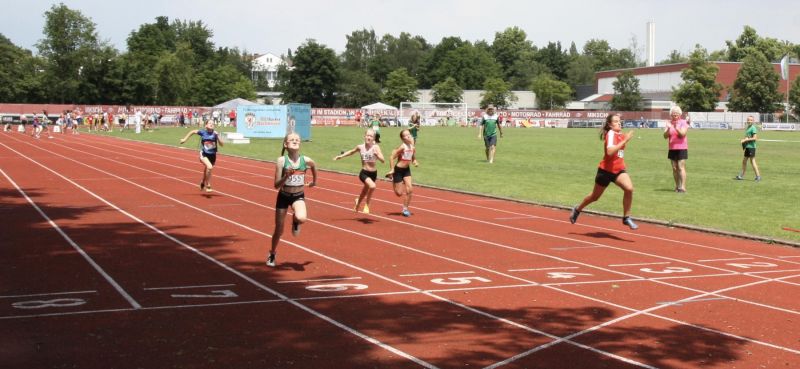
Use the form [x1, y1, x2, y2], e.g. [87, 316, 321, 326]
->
[431, 276, 491, 285]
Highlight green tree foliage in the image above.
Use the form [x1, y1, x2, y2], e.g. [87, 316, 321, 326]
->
[382, 68, 418, 107]
[431, 77, 463, 103]
[531, 75, 572, 110]
[480, 78, 516, 109]
[672, 46, 723, 112]
[535, 42, 569, 81]
[582, 39, 636, 71]
[281, 40, 340, 107]
[193, 64, 255, 106]
[507, 51, 549, 90]
[566, 55, 596, 87]
[725, 26, 793, 62]
[0, 34, 37, 102]
[421, 37, 468, 87]
[337, 70, 381, 107]
[491, 27, 534, 80]
[610, 71, 643, 111]
[36, 4, 103, 103]
[728, 52, 783, 113]
[789, 75, 800, 118]
[430, 42, 502, 90]
[342, 28, 378, 72]
[658, 50, 688, 65]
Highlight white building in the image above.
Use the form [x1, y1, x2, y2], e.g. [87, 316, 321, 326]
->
[251, 52, 287, 88]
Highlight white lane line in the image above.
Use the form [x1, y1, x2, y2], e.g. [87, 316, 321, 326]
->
[0, 165, 141, 310]
[278, 277, 362, 284]
[0, 290, 97, 299]
[508, 267, 579, 272]
[495, 216, 534, 220]
[143, 284, 236, 291]
[697, 257, 754, 262]
[57, 137, 662, 368]
[779, 256, 800, 259]
[66, 136, 800, 365]
[208, 203, 242, 207]
[551, 246, 604, 251]
[656, 297, 727, 306]
[10, 139, 438, 369]
[399, 271, 474, 277]
[608, 262, 671, 267]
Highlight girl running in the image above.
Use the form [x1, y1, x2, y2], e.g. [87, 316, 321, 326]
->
[333, 128, 385, 214]
[268, 132, 317, 267]
[180, 121, 224, 192]
[385, 129, 418, 217]
[570, 113, 639, 230]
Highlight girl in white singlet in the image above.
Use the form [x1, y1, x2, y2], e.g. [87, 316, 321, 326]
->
[385, 129, 418, 217]
[267, 133, 317, 267]
[334, 129, 385, 214]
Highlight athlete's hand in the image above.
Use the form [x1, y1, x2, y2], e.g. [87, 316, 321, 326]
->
[180, 139, 186, 144]
[306, 181, 316, 188]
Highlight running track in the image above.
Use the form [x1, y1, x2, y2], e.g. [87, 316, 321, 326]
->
[2, 131, 799, 369]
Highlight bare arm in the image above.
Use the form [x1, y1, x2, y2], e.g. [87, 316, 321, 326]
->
[180, 130, 199, 144]
[605, 131, 635, 157]
[374, 145, 386, 163]
[333, 145, 359, 160]
[306, 157, 317, 187]
[273, 157, 290, 189]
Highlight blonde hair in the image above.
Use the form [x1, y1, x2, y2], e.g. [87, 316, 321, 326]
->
[670, 106, 683, 116]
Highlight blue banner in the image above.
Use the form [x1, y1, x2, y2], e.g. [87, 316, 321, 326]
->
[236, 104, 312, 140]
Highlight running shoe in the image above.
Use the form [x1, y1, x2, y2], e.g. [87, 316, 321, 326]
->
[292, 219, 301, 236]
[362, 203, 370, 214]
[402, 209, 411, 217]
[266, 252, 276, 267]
[622, 217, 639, 230]
[205, 186, 212, 193]
[755, 176, 762, 182]
[569, 207, 580, 224]
[734, 175, 744, 180]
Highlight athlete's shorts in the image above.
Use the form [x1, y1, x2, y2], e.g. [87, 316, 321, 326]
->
[276, 190, 305, 209]
[744, 148, 756, 158]
[667, 149, 688, 161]
[359, 169, 378, 183]
[201, 152, 217, 166]
[392, 165, 411, 184]
[595, 168, 626, 187]
[483, 135, 497, 148]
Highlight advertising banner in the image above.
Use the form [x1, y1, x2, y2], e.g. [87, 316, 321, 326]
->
[237, 104, 312, 140]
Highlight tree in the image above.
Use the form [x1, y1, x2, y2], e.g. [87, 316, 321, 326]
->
[193, 64, 255, 106]
[382, 68, 418, 107]
[430, 43, 502, 89]
[337, 70, 381, 107]
[341, 28, 379, 72]
[531, 75, 572, 110]
[480, 78, 516, 109]
[491, 27, 534, 80]
[658, 50, 689, 65]
[431, 77, 463, 103]
[281, 40, 340, 107]
[507, 50, 549, 90]
[727, 52, 783, 113]
[36, 4, 104, 103]
[566, 55, 596, 87]
[0, 34, 36, 102]
[790, 75, 800, 119]
[672, 46, 723, 112]
[610, 71, 643, 111]
[420, 37, 468, 87]
[535, 42, 569, 81]
[725, 26, 793, 62]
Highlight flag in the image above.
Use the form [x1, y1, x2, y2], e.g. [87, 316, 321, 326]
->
[780, 54, 789, 81]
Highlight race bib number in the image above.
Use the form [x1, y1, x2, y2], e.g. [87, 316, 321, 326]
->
[203, 141, 217, 150]
[617, 149, 624, 158]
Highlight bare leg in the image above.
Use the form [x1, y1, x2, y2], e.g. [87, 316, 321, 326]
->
[614, 173, 635, 217]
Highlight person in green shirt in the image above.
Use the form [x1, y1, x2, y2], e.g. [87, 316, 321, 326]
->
[408, 111, 421, 143]
[478, 105, 503, 163]
[735, 115, 762, 182]
[370, 114, 382, 143]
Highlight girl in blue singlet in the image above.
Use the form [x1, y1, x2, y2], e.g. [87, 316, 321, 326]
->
[385, 129, 418, 217]
[333, 128, 385, 214]
[268, 132, 317, 267]
[180, 121, 224, 192]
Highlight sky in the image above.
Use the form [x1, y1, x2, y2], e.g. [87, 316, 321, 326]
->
[2, 0, 798, 62]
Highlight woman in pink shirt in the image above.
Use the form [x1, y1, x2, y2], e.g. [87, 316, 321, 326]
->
[664, 106, 689, 193]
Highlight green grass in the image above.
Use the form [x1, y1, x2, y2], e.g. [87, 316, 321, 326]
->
[96, 125, 800, 244]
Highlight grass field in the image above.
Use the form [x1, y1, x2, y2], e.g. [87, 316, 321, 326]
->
[94, 124, 800, 245]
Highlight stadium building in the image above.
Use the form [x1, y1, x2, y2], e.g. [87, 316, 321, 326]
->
[583, 61, 800, 112]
